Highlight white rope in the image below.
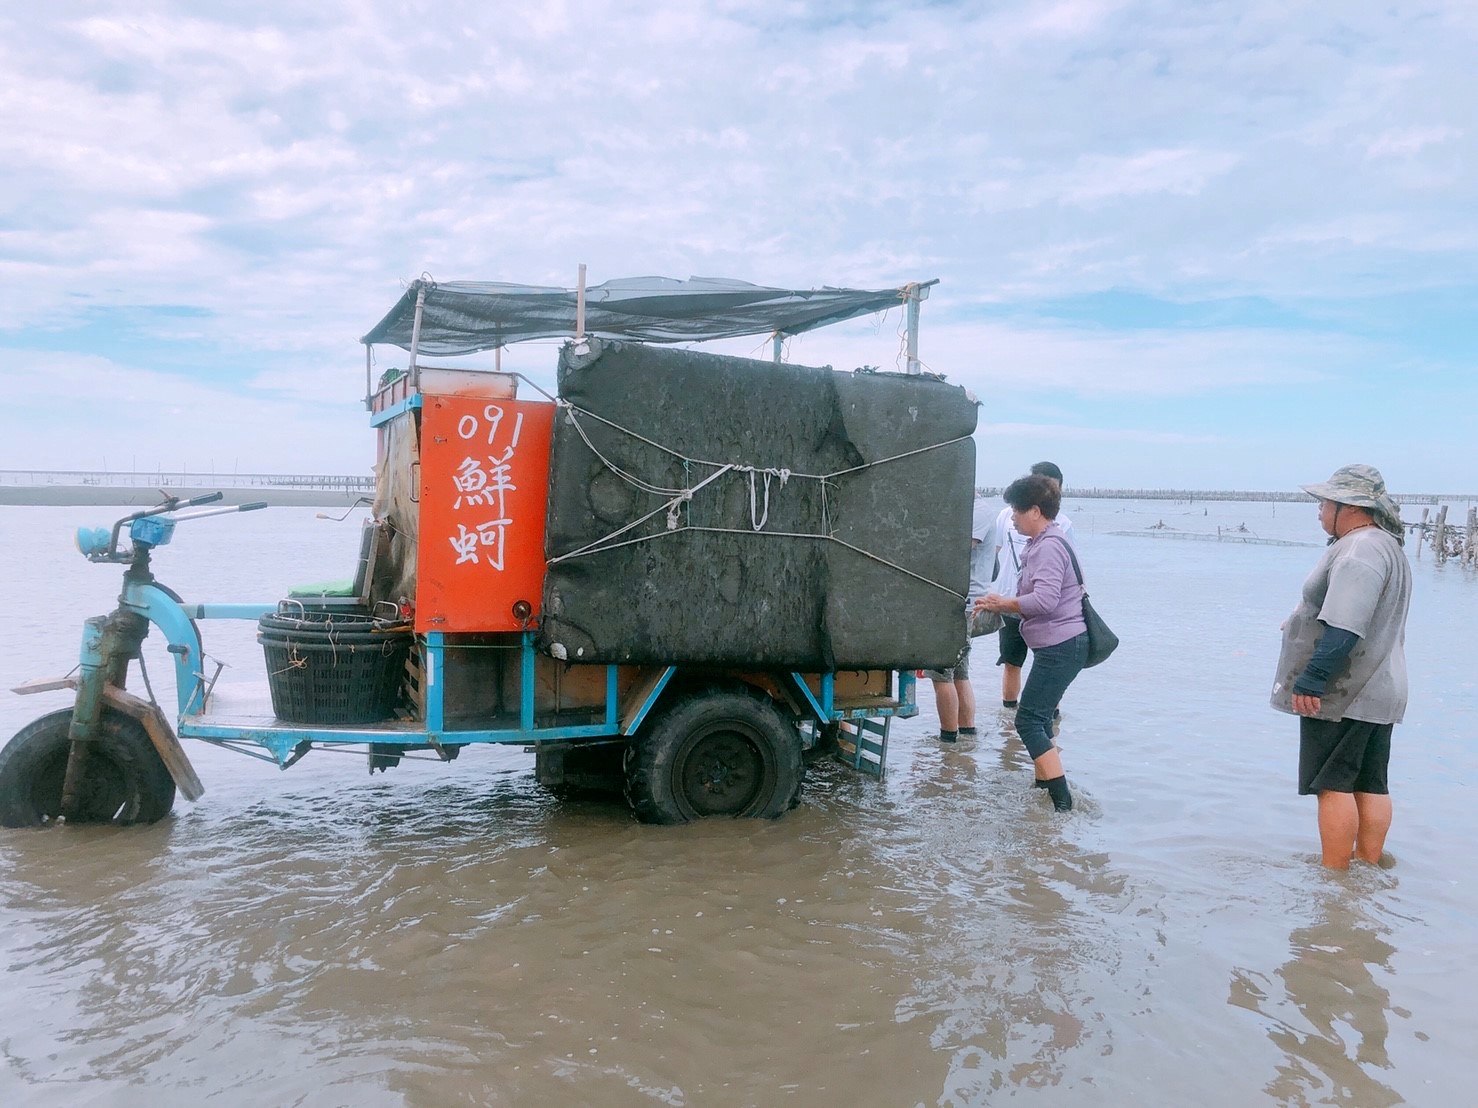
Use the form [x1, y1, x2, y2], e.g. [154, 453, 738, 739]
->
[558, 399, 726, 468]
[736, 465, 789, 531]
[821, 434, 973, 480]
[549, 522, 965, 599]
[546, 464, 735, 565]
[559, 404, 694, 496]
[543, 390, 972, 597]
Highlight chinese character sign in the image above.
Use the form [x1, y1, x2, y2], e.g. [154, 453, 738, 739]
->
[418, 395, 554, 632]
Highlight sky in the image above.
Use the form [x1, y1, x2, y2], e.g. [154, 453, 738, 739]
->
[1, 1, 1475, 494]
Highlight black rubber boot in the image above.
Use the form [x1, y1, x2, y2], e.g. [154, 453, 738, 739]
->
[1043, 775, 1073, 811]
[939, 729, 958, 744]
[1002, 699, 1019, 708]
[958, 726, 977, 736]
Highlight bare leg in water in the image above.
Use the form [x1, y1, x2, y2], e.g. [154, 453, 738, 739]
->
[1317, 791, 1393, 868]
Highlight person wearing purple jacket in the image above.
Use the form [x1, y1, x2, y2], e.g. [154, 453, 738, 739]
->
[974, 474, 1087, 811]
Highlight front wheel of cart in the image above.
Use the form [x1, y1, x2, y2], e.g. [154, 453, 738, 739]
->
[0, 708, 176, 828]
[625, 688, 803, 824]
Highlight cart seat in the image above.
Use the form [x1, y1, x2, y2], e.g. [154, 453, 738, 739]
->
[287, 518, 385, 609]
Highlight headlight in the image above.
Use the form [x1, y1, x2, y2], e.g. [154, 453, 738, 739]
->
[75, 526, 112, 559]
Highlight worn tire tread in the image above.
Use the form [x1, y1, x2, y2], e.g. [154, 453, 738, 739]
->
[624, 687, 803, 825]
[0, 707, 176, 828]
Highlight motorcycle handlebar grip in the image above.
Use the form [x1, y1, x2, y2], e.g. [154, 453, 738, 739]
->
[239, 502, 269, 512]
[187, 491, 225, 506]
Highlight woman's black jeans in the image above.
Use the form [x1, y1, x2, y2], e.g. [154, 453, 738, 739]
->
[1015, 632, 1088, 759]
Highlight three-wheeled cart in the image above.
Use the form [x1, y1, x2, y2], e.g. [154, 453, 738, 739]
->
[1, 275, 978, 826]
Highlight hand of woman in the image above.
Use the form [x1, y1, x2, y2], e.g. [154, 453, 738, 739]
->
[975, 593, 1006, 614]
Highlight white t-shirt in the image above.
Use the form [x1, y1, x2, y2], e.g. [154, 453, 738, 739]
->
[967, 498, 996, 600]
[991, 504, 1074, 600]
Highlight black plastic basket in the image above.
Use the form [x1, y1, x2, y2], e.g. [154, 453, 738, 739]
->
[260, 600, 407, 636]
[259, 614, 412, 725]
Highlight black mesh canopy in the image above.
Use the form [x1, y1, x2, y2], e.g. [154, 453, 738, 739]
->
[360, 276, 929, 356]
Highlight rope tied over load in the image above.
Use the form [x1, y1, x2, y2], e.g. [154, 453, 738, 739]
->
[546, 398, 970, 598]
[734, 465, 791, 531]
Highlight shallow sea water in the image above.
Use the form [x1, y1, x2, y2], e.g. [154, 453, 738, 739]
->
[0, 498, 1474, 1106]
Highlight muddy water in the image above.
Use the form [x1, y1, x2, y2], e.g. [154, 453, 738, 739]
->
[1, 501, 1474, 1105]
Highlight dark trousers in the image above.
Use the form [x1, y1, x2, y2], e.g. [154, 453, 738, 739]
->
[1015, 632, 1088, 759]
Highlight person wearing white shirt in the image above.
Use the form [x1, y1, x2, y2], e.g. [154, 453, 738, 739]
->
[991, 461, 1074, 708]
[924, 495, 995, 742]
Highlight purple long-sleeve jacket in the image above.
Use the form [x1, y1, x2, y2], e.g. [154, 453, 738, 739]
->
[1015, 524, 1087, 649]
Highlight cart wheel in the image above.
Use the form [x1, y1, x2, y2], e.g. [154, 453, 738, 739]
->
[625, 688, 803, 824]
[0, 708, 176, 828]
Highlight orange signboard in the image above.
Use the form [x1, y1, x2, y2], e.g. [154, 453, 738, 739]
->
[416, 394, 555, 632]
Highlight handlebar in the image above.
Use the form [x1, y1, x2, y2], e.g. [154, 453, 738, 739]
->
[85, 493, 271, 562]
[170, 501, 269, 523]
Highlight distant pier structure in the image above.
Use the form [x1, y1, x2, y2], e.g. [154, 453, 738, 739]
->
[976, 486, 1472, 505]
[0, 469, 374, 507]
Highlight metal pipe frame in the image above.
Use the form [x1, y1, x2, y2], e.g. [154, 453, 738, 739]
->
[903, 279, 938, 375]
[575, 263, 587, 341]
[407, 283, 427, 389]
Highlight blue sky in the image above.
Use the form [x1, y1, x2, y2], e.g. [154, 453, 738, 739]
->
[2, 1, 1475, 492]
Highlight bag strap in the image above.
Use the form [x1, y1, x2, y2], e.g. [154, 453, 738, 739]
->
[1007, 532, 1022, 571]
[1042, 533, 1086, 587]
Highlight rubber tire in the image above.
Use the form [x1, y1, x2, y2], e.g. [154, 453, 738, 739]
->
[0, 707, 176, 828]
[625, 689, 803, 824]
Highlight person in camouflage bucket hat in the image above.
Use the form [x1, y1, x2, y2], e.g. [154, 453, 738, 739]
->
[1300, 463, 1405, 544]
[1272, 462, 1413, 869]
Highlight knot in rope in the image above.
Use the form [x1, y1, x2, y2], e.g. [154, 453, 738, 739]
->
[744, 466, 790, 531]
[667, 489, 693, 531]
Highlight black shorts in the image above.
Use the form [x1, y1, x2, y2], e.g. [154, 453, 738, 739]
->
[1299, 717, 1393, 796]
[997, 616, 1027, 668]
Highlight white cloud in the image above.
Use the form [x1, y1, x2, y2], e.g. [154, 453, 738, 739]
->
[1058, 148, 1242, 206]
[1365, 125, 1462, 160]
[0, 1, 1476, 486]
[0, 349, 372, 474]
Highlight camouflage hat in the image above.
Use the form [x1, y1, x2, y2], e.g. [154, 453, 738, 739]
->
[1301, 464, 1404, 539]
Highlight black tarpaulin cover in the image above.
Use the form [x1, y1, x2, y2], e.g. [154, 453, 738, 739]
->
[537, 340, 977, 671]
[360, 277, 921, 356]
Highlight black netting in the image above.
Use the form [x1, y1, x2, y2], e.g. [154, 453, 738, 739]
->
[360, 276, 926, 355]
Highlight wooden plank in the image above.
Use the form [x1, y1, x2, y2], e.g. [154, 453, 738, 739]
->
[100, 684, 206, 802]
[831, 694, 902, 712]
[11, 675, 80, 696]
[11, 675, 205, 801]
[620, 667, 670, 733]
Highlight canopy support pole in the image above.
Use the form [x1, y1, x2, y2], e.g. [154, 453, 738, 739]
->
[905, 284, 922, 375]
[772, 332, 785, 363]
[903, 280, 938, 375]
[576, 263, 587, 341]
[407, 283, 427, 388]
[363, 346, 372, 410]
